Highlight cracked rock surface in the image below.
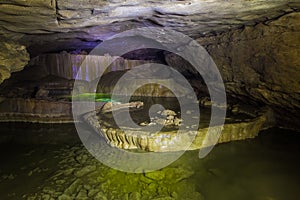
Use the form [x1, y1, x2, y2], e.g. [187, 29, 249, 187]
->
[0, 0, 299, 54]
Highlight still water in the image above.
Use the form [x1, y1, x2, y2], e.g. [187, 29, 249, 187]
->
[0, 123, 299, 200]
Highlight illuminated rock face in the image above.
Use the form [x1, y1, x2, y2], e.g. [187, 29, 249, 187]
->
[96, 70, 190, 97]
[169, 12, 300, 129]
[28, 53, 149, 81]
[0, 41, 29, 84]
[0, 0, 299, 54]
[0, 0, 299, 130]
[83, 103, 273, 152]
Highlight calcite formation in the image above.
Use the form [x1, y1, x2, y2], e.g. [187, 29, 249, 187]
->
[143, 109, 182, 127]
[101, 101, 144, 113]
[29, 53, 149, 81]
[83, 103, 274, 152]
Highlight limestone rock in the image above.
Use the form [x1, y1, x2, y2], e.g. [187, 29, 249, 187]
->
[0, 0, 298, 55]
[28, 53, 149, 81]
[97, 70, 191, 97]
[129, 192, 141, 200]
[0, 0, 299, 130]
[84, 104, 272, 152]
[146, 109, 182, 127]
[101, 101, 144, 114]
[152, 197, 175, 200]
[0, 98, 73, 123]
[74, 165, 96, 177]
[167, 12, 300, 129]
[0, 40, 29, 84]
[144, 171, 165, 181]
[207, 13, 300, 129]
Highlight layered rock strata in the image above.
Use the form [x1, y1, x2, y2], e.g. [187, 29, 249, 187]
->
[1, 0, 299, 55]
[0, 98, 73, 123]
[167, 12, 300, 129]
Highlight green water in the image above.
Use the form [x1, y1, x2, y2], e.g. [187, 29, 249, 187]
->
[0, 123, 299, 200]
[70, 93, 113, 102]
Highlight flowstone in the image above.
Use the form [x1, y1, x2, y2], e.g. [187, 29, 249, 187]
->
[84, 101, 274, 152]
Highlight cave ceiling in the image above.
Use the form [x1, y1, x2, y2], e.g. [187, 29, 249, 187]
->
[0, 0, 299, 55]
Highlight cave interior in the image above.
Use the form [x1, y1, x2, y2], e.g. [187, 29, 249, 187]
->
[0, 0, 299, 200]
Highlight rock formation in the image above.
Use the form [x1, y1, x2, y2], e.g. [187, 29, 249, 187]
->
[84, 103, 274, 152]
[1, 0, 299, 55]
[101, 101, 144, 114]
[0, 1, 299, 130]
[0, 40, 29, 84]
[167, 12, 300, 129]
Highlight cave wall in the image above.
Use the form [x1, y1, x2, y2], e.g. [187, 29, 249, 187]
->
[0, 41, 29, 84]
[202, 13, 299, 129]
[197, 12, 300, 110]
[0, 1, 299, 129]
[166, 12, 300, 129]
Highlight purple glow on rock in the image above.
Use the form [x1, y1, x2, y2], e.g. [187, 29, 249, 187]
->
[72, 64, 78, 79]
[85, 64, 89, 81]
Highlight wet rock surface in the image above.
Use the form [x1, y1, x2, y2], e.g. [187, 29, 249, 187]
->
[28, 53, 150, 81]
[0, 98, 73, 123]
[0, 75, 79, 123]
[0, 123, 79, 145]
[96, 69, 192, 98]
[1, 126, 299, 200]
[18, 145, 201, 200]
[84, 99, 273, 152]
[142, 109, 182, 127]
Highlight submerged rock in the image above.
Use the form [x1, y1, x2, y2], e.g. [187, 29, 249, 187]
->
[140, 109, 182, 127]
[101, 101, 144, 114]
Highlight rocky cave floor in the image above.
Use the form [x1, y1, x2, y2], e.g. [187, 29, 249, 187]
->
[0, 124, 299, 200]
